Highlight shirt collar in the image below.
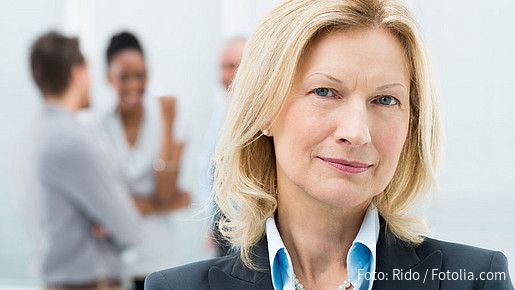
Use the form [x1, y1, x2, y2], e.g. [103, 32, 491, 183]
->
[266, 216, 295, 290]
[266, 203, 380, 290]
[43, 103, 73, 116]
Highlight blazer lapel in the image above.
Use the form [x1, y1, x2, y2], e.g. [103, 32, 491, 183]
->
[208, 217, 442, 290]
[372, 217, 442, 290]
[208, 236, 274, 290]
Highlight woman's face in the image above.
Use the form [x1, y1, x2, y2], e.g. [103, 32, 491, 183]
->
[107, 49, 147, 112]
[271, 28, 411, 210]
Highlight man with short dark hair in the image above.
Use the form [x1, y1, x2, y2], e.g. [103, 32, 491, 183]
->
[17, 31, 142, 290]
[30, 32, 88, 101]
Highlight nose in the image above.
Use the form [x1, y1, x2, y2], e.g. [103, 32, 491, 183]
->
[127, 77, 142, 89]
[333, 98, 371, 147]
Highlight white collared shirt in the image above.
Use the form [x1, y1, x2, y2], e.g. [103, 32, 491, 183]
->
[266, 204, 380, 290]
[78, 95, 187, 276]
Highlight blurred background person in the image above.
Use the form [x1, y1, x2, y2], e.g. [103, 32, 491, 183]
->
[79, 31, 190, 290]
[17, 31, 143, 290]
[198, 36, 246, 257]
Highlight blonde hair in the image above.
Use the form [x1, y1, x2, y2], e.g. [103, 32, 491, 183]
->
[213, 0, 441, 269]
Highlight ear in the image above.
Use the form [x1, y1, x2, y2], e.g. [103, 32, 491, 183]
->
[70, 63, 88, 85]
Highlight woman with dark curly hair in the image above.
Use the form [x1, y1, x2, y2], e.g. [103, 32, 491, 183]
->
[83, 31, 191, 290]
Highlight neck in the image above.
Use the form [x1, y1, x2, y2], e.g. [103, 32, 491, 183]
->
[276, 183, 370, 287]
[44, 90, 82, 112]
[119, 104, 143, 126]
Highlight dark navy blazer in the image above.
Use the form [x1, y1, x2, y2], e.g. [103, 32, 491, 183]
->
[145, 217, 513, 290]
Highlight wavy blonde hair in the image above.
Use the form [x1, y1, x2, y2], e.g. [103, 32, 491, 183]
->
[213, 0, 441, 269]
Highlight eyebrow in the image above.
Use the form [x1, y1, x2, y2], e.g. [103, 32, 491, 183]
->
[376, 83, 406, 91]
[306, 72, 406, 91]
[307, 72, 343, 83]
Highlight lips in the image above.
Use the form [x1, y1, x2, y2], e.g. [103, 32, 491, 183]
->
[318, 157, 373, 174]
[122, 93, 142, 106]
[319, 157, 372, 168]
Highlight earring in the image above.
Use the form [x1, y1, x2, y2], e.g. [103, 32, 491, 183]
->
[262, 129, 270, 136]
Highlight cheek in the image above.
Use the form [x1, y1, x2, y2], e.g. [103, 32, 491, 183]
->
[372, 117, 410, 174]
[272, 98, 335, 196]
[139, 78, 148, 90]
[111, 79, 126, 94]
[273, 99, 327, 159]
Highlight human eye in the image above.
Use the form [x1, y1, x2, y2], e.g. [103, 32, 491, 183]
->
[373, 95, 399, 106]
[120, 74, 129, 82]
[312, 87, 335, 98]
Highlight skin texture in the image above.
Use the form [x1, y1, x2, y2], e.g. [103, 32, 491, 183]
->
[270, 27, 411, 289]
[73, 63, 92, 109]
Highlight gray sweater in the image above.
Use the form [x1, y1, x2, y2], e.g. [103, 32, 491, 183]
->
[17, 104, 142, 285]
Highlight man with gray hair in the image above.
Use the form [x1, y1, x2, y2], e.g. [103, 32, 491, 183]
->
[198, 36, 246, 256]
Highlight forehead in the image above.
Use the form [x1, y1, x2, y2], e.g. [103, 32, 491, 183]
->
[221, 40, 245, 63]
[110, 49, 145, 68]
[298, 27, 410, 85]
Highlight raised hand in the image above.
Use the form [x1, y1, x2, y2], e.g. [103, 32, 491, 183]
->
[159, 96, 176, 132]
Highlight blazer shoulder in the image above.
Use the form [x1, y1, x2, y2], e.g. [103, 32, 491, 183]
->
[144, 255, 237, 290]
[414, 237, 513, 289]
[419, 236, 510, 272]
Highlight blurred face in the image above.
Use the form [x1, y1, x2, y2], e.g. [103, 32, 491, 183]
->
[270, 28, 411, 210]
[220, 39, 245, 90]
[107, 49, 147, 112]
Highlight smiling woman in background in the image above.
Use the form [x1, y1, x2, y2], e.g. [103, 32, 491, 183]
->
[145, 0, 513, 289]
[81, 31, 191, 290]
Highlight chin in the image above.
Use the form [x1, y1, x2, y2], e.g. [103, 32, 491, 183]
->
[121, 101, 142, 112]
[80, 102, 91, 109]
[312, 185, 373, 210]
[79, 96, 91, 109]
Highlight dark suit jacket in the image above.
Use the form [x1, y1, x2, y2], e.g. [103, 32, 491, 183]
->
[145, 217, 513, 290]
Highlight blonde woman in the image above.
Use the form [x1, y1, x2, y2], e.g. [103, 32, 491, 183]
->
[146, 0, 513, 289]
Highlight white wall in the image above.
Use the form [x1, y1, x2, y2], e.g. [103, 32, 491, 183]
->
[0, 0, 513, 286]
[408, 0, 515, 276]
[220, 0, 281, 37]
[0, 0, 223, 286]
[0, 0, 65, 285]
